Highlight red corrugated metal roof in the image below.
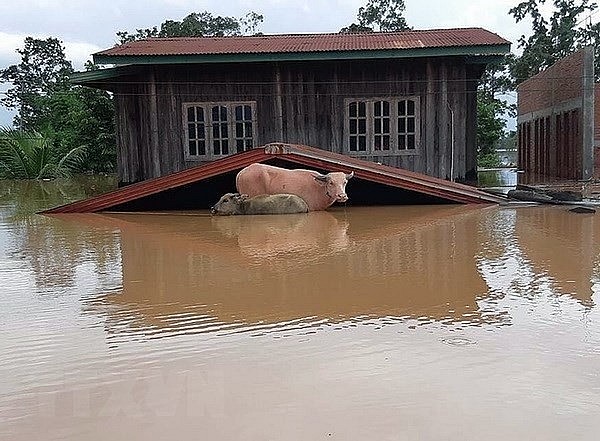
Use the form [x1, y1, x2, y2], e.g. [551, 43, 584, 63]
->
[42, 144, 505, 214]
[95, 28, 509, 57]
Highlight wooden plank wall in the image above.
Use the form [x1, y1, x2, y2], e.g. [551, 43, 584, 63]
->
[115, 80, 146, 185]
[114, 58, 480, 184]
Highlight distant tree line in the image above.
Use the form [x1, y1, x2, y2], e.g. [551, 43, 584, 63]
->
[1, 0, 599, 178]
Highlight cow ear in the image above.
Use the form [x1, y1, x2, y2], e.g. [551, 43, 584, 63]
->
[346, 171, 354, 180]
[314, 174, 328, 184]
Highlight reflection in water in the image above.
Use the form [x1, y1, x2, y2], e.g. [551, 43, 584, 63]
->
[515, 207, 599, 304]
[478, 168, 517, 193]
[2, 178, 600, 440]
[81, 206, 506, 341]
[0, 177, 120, 289]
[0, 176, 116, 220]
[212, 212, 351, 259]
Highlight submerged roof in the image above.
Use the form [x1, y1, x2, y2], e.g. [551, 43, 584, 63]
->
[92, 28, 510, 65]
[42, 143, 505, 214]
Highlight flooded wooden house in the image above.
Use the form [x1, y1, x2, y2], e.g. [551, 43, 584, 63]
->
[74, 28, 510, 186]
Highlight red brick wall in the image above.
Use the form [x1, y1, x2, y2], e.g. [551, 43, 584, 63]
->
[516, 50, 592, 183]
[517, 50, 585, 115]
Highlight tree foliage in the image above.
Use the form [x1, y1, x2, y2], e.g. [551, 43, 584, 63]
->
[116, 11, 264, 44]
[341, 0, 410, 33]
[509, 0, 600, 83]
[1, 38, 116, 175]
[37, 82, 116, 173]
[477, 57, 516, 166]
[0, 37, 73, 130]
[477, 92, 509, 158]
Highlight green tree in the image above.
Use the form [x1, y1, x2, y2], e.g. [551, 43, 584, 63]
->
[509, 0, 600, 83]
[35, 83, 115, 173]
[341, 0, 410, 33]
[477, 93, 507, 168]
[476, 57, 515, 167]
[73, 82, 116, 173]
[116, 11, 263, 43]
[0, 37, 73, 130]
[1, 38, 116, 174]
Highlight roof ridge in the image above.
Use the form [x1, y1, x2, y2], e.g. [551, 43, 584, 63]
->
[94, 27, 511, 59]
[136, 27, 491, 42]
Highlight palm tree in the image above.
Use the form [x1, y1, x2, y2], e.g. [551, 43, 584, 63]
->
[0, 127, 86, 179]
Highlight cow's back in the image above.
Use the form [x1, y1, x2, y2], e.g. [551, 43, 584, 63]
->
[236, 163, 326, 210]
[236, 163, 271, 196]
[242, 194, 309, 215]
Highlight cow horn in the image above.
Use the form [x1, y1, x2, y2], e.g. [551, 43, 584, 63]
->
[314, 174, 328, 183]
[346, 171, 354, 179]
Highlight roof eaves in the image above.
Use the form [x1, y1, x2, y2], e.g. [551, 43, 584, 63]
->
[93, 44, 511, 66]
[70, 65, 140, 85]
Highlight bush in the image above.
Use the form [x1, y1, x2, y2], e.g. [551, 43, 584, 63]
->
[477, 152, 502, 169]
[0, 127, 86, 179]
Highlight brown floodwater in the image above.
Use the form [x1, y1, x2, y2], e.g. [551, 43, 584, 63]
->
[1, 178, 600, 440]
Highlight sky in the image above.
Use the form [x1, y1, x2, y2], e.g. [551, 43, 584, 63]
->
[0, 0, 536, 127]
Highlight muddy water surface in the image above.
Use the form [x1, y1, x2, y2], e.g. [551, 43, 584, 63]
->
[1, 178, 600, 440]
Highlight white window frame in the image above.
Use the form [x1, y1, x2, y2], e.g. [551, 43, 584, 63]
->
[183, 101, 257, 161]
[343, 97, 421, 156]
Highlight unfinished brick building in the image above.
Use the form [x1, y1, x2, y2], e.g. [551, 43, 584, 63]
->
[516, 47, 596, 184]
